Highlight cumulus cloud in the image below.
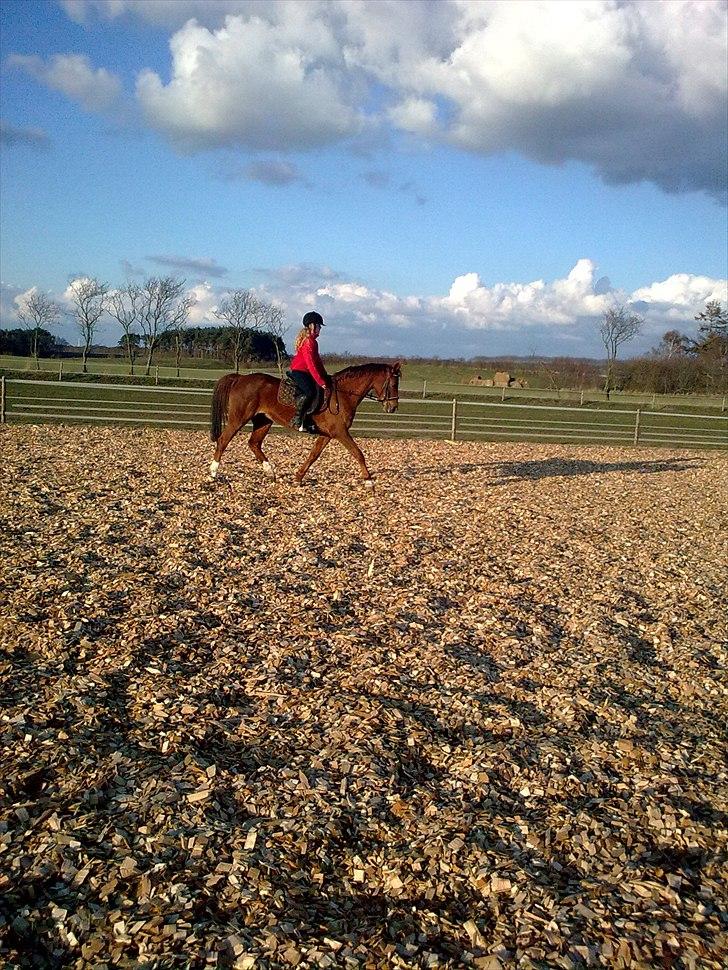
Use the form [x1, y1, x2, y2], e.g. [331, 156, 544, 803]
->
[422, 0, 727, 199]
[135, 14, 361, 151]
[250, 259, 727, 356]
[7, 53, 122, 113]
[53, 2, 728, 198]
[147, 255, 228, 278]
[0, 121, 50, 149]
[186, 281, 219, 325]
[129, 1, 727, 199]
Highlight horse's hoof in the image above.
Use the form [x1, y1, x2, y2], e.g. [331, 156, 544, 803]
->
[209, 459, 220, 480]
[262, 461, 276, 480]
[363, 480, 375, 490]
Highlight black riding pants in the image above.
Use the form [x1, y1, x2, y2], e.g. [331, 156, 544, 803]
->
[289, 370, 320, 419]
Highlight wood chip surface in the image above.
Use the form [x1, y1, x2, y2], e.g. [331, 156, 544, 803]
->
[1, 426, 726, 969]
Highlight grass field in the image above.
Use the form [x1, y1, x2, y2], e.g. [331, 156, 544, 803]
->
[2, 354, 726, 411]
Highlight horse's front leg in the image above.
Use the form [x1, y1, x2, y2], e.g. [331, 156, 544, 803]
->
[295, 435, 330, 484]
[336, 430, 374, 489]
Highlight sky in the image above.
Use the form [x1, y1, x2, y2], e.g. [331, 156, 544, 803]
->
[1, 0, 727, 359]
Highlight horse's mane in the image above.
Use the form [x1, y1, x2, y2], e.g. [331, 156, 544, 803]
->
[333, 362, 390, 383]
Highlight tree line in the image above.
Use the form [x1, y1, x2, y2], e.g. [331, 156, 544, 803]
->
[597, 300, 727, 395]
[3, 276, 289, 376]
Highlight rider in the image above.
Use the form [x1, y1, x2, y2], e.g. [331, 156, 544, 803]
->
[288, 310, 330, 432]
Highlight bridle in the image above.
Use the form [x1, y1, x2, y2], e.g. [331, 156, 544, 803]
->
[328, 366, 399, 414]
[365, 370, 399, 406]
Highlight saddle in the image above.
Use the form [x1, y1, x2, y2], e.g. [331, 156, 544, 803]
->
[277, 373, 328, 414]
[277, 375, 298, 407]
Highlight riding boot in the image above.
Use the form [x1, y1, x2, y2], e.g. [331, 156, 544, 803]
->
[289, 395, 305, 429]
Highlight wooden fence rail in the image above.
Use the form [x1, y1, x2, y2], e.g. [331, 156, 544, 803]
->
[2, 378, 726, 451]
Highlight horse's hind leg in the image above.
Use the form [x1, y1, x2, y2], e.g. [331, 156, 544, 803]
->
[248, 415, 276, 480]
[210, 406, 252, 479]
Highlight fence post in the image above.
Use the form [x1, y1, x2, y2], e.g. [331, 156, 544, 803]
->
[633, 408, 641, 445]
[450, 398, 458, 442]
[1, 375, 5, 424]
[501, 385, 506, 402]
[580, 389, 584, 406]
[155, 365, 159, 386]
[422, 380, 427, 399]
[59, 360, 63, 382]
[722, 396, 726, 413]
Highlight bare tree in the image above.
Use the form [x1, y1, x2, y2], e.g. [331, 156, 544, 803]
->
[16, 290, 61, 369]
[262, 304, 289, 376]
[599, 305, 643, 398]
[653, 329, 690, 359]
[68, 277, 109, 373]
[213, 289, 258, 373]
[138, 276, 187, 376]
[108, 282, 142, 375]
[168, 293, 196, 378]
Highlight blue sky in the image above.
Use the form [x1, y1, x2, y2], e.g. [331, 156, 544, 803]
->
[1, 0, 726, 358]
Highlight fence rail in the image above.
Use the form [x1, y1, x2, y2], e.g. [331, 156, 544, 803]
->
[2, 378, 726, 451]
[3, 357, 726, 411]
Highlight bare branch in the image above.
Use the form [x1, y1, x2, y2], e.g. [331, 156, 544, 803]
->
[137, 276, 187, 375]
[213, 288, 258, 373]
[108, 282, 142, 374]
[16, 290, 62, 368]
[598, 304, 643, 395]
[68, 277, 109, 373]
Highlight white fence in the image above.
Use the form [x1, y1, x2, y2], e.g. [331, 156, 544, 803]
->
[2, 378, 726, 451]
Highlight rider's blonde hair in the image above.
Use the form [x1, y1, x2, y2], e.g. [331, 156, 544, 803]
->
[294, 326, 313, 351]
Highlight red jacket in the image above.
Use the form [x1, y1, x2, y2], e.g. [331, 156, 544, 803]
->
[290, 335, 328, 388]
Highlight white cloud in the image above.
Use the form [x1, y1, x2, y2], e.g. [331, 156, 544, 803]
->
[136, 13, 361, 151]
[631, 273, 728, 309]
[186, 281, 217, 325]
[387, 97, 438, 137]
[102, 0, 724, 198]
[412, 0, 727, 198]
[13, 287, 39, 317]
[7, 53, 122, 112]
[250, 259, 727, 355]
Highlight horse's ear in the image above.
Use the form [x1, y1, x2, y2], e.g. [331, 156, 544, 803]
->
[392, 360, 402, 375]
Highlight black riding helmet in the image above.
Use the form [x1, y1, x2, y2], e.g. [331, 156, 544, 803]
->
[303, 311, 324, 328]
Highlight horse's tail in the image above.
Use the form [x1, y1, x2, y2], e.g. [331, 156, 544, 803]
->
[210, 374, 235, 442]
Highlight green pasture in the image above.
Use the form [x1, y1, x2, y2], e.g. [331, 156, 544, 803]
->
[3, 377, 726, 450]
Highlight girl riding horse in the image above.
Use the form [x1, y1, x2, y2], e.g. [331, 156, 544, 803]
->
[288, 311, 330, 433]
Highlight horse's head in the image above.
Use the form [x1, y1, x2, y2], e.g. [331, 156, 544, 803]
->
[373, 362, 400, 413]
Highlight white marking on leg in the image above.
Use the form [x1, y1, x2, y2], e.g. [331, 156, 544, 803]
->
[209, 459, 219, 480]
[262, 460, 276, 480]
[364, 479, 375, 490]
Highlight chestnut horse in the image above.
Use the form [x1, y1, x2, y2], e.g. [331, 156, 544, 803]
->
[209, 362, 401, 487]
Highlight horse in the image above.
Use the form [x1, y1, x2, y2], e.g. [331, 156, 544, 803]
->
[209, 361, 401, 487]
